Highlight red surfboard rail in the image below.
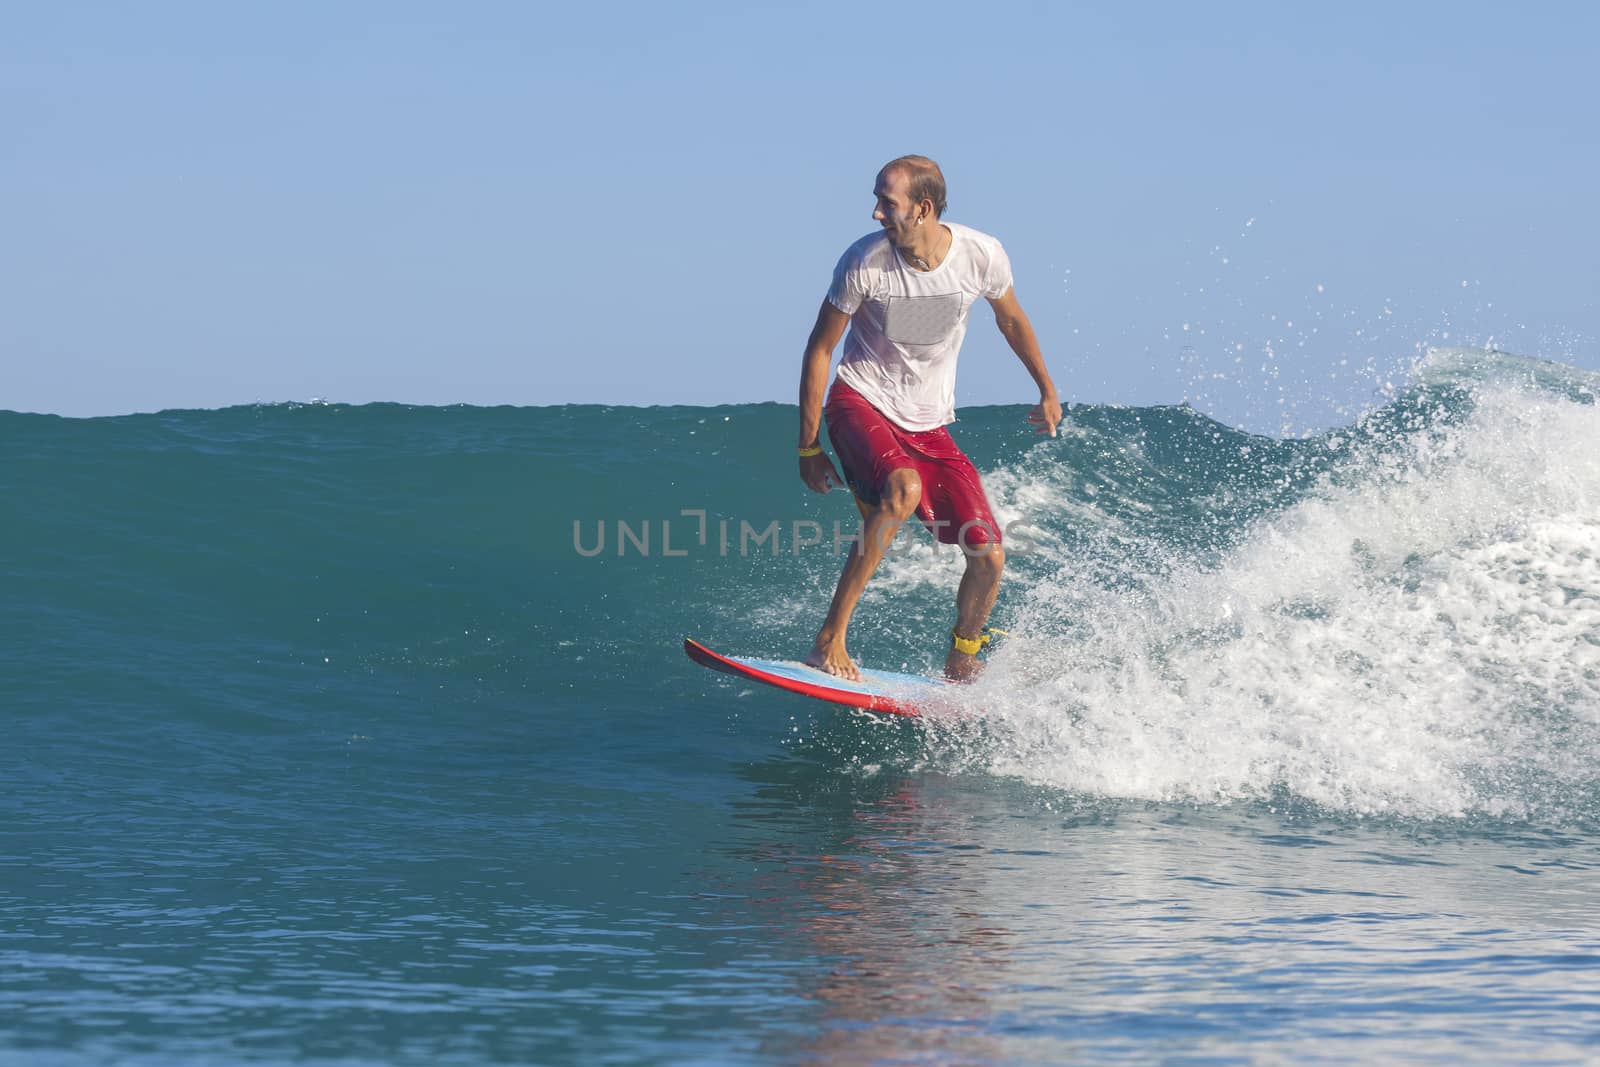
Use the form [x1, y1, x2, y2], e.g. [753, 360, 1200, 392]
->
[684, 637, 939, 717]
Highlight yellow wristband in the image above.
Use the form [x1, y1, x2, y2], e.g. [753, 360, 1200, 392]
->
[798, 445, 823, 457]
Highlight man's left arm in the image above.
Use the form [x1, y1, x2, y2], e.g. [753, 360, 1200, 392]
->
[987, 287, 1062, 437]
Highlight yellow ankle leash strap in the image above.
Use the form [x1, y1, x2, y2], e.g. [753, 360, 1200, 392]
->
[950, 627, 1008, 656]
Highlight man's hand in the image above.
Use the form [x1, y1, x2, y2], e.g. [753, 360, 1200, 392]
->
[797, 300, 852, 487]
[800, 451, 844, 493]
[988, 288, 1062, 438]
[1029, 394, 1063, 437]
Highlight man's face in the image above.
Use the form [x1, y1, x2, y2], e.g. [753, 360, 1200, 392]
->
[872, 168, 920, 248]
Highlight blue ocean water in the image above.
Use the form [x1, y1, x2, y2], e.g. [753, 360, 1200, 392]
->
[5, 347, 1599, 1065]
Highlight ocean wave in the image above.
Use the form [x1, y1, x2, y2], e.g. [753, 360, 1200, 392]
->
[926, 348, 1600, 820]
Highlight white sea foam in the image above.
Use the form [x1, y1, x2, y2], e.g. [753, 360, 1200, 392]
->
[937, 356, 1600, 819]
[866, 418, 1128, 599]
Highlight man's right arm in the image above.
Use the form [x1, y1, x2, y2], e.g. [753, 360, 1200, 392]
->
[798, 298, 851, 493]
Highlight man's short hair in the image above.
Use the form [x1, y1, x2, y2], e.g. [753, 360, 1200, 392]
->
[882, 155, 947, 218]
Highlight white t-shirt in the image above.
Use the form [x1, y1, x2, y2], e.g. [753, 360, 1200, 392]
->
[827, 221, 1013, 432]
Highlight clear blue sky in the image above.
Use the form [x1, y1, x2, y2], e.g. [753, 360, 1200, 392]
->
[5, 1, 1597, 431]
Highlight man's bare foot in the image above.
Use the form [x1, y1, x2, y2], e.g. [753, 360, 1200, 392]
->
[806, 639, 861, 681]
[944, 648, 985, 682]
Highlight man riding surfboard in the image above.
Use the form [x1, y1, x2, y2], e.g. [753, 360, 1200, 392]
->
[798, 155, 1062, 682]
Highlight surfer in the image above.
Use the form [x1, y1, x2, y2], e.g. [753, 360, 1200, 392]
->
[798, 155, 1061, 682]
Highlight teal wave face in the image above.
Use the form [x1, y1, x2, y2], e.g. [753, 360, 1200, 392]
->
[4, 347, 1598, 820]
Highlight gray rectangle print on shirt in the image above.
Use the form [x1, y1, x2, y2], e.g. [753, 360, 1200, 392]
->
[882, 292, 964, 346]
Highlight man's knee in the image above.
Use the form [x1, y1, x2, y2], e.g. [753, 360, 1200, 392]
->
[965, 540, 1005, 577]
[880, 469, 922, 518]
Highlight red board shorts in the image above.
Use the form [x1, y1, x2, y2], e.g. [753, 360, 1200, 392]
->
[824, 377, 1001, 550]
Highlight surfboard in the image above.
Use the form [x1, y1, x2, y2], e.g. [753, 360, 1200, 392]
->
[683, 637, 945, 717]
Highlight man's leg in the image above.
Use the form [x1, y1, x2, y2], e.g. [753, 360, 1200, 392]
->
[945, 541, 1005, 681]
[805, 468, 922, 680]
